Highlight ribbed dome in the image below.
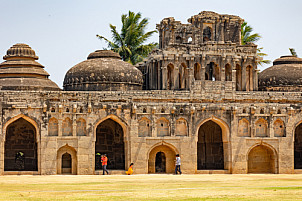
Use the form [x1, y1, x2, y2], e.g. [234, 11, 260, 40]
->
[63, 50, 143, 91]
[259, 55, 302, 91]
[0, 43, 60, 91]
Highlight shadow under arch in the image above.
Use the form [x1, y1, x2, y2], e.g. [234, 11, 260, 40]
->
[147, 141, 179, 174]
[195, 116, 231, 172]
[57, 144, 77, 175]
[94, 115, 128, 171]
[247, 143, 278, 174]
[3, 114, 40, 173]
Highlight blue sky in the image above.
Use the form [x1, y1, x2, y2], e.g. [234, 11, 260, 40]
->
[1, 0, 301, 88]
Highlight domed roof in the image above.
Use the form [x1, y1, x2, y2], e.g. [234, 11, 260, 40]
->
[258, 55, 302, 91]
[63, 50, 143, 91]
[0, 43, 60, 91]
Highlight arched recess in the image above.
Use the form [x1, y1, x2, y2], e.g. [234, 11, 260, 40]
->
[236, 64, 242, 90]
[203, 26, 212, 42]
[138, 117, 152, 137]
[255, 118, 268, 137]
[238, 118, 250, 137]
[247, 144, 277, 173]
[205, 62, 220, 81]
[4, 117, 38, 171]
[294, 123, 302, 169]
[95, 116, 126, 170]
[62, 117, 72, 136]
[167, 63, 174, 90]
[195, 117, 230, 171]
[246, 65, 253, 91]
[48, 117, 58, 136]
[273, 119, 285, 137]
[175, 118, 188, 136]
[225, 63, 232, 81]
[76, 118, 86, 136]
[179, 63, 188, 89]
[148, 142, 178, 173]
[57, 145, 77, 175]
[194, 63, 202, 80]
[156, 117, 170, 137]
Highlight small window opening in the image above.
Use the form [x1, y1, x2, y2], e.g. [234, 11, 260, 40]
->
[51, 108, 55, 112]
[161, 108, 165, 113]
[161, 123, 164, 127]
[66, 108, 69, 113]
[277, 109, 281, 114]
[143, 108, 147, 113]
[260, 109, 264, 114]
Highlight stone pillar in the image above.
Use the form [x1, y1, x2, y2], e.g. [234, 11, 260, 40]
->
[242, 63, 247, 91]
[162, 66, 167, 89]
[254, 68, 259, 91]
[72, 114, 77, 136]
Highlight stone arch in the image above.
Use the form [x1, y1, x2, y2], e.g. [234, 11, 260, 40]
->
[236, 64, 242, 90]
[4, 117, 38, 172]
[195, 117, 230, 171]
[238, 118, 250, 137]
[255, 118, 268, 137]
[48, 117, 58, 136]
[175, 118, 188, 136]
[156, 117, 170, 137]
[294, 122, 302, 169]
[205, 62, 220, 81]
[62, 117, 72, 136]
[225, 63, 232, 81]
[76, 118, 86, 136]
[94, 115, 127, 170]
[138, 117, 152, 137]
[147, 142, 178, 173]
[247, 143, 278, 173]
[57, 145, 77, 175]
[167, 63, 174, 90]
[194, 63, 202, 80]
[273, 119, 285, 137]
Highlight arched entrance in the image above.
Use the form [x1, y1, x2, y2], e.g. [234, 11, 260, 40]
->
[57, 145, 77, 175]
[95, 119, 125, 170]
[197, 120, 224, 170]
[62, 153, 72, 174]
[248, 145, 276, 173]
[294, 123, 302, 169]
[155, 152, 166, 173]
[148, 144, 176, 173]
[4, 118, 37, 171]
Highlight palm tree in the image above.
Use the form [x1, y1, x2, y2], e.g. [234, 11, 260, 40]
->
[97, 11, 158, 65]
[241, 21, 271, 66]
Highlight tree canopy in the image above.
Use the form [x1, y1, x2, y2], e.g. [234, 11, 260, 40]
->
[97, 11, 158, 65]
[241, 21, 271, 66]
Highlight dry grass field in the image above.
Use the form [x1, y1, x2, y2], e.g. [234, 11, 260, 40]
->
[0, 174, 302, 200]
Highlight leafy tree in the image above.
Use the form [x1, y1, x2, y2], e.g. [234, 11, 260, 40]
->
[241, 21, 271, 66]
[97, 11, 158, 65]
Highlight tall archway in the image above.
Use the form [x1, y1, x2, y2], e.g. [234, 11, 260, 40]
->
[236, 64, 242, 90]
[294, 123, 302, 169]
[197, 120, 224, 170]
[225, 64, 232, 81]
[95, 119, 125, 170]
[248, 145, 276, 173]
[167, 64, 174, 90]
[148, 144, 177, 173]
[57, 145, 77, 175]
[4, 118, 37, 171]
[62, 153, 72, 174]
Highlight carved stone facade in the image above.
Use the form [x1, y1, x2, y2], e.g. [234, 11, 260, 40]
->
[1, 11, 302, 175]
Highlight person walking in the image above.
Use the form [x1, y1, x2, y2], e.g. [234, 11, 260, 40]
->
[175, 154, 182, 175]
[126, 163, 134, 175]
[101, 154, 109, 175]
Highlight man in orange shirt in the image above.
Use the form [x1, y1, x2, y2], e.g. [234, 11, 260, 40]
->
[101, 154, 109, 175]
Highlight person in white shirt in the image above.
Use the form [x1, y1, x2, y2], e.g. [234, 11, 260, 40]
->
[175, 154, 182, 174]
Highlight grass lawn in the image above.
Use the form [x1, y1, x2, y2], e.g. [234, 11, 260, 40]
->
[0, 174, 302, 200]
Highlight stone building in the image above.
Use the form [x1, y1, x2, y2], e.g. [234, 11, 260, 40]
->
[1, 11, 302, 175]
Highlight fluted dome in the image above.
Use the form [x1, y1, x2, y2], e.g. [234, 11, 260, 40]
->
[259, 55, 302, 91]
[63, 50, 143, 91]
[0, 43, 60, 91]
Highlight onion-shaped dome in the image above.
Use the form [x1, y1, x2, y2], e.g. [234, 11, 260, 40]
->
[258, 55, 302, 91]
[63, 50, 143, 91]
[0, 43, 60, 91]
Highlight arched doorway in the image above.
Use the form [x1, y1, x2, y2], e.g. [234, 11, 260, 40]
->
[295, 123, 302, 169]
[62, 153, 72, 174]
[197, 120, 224, 170]
[148, 144, 176, 173]
[248, 145, 276, 173]
[155, 152, 166, 173]
[95, 119, 125, 170]
[4, 118, 37, 171]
